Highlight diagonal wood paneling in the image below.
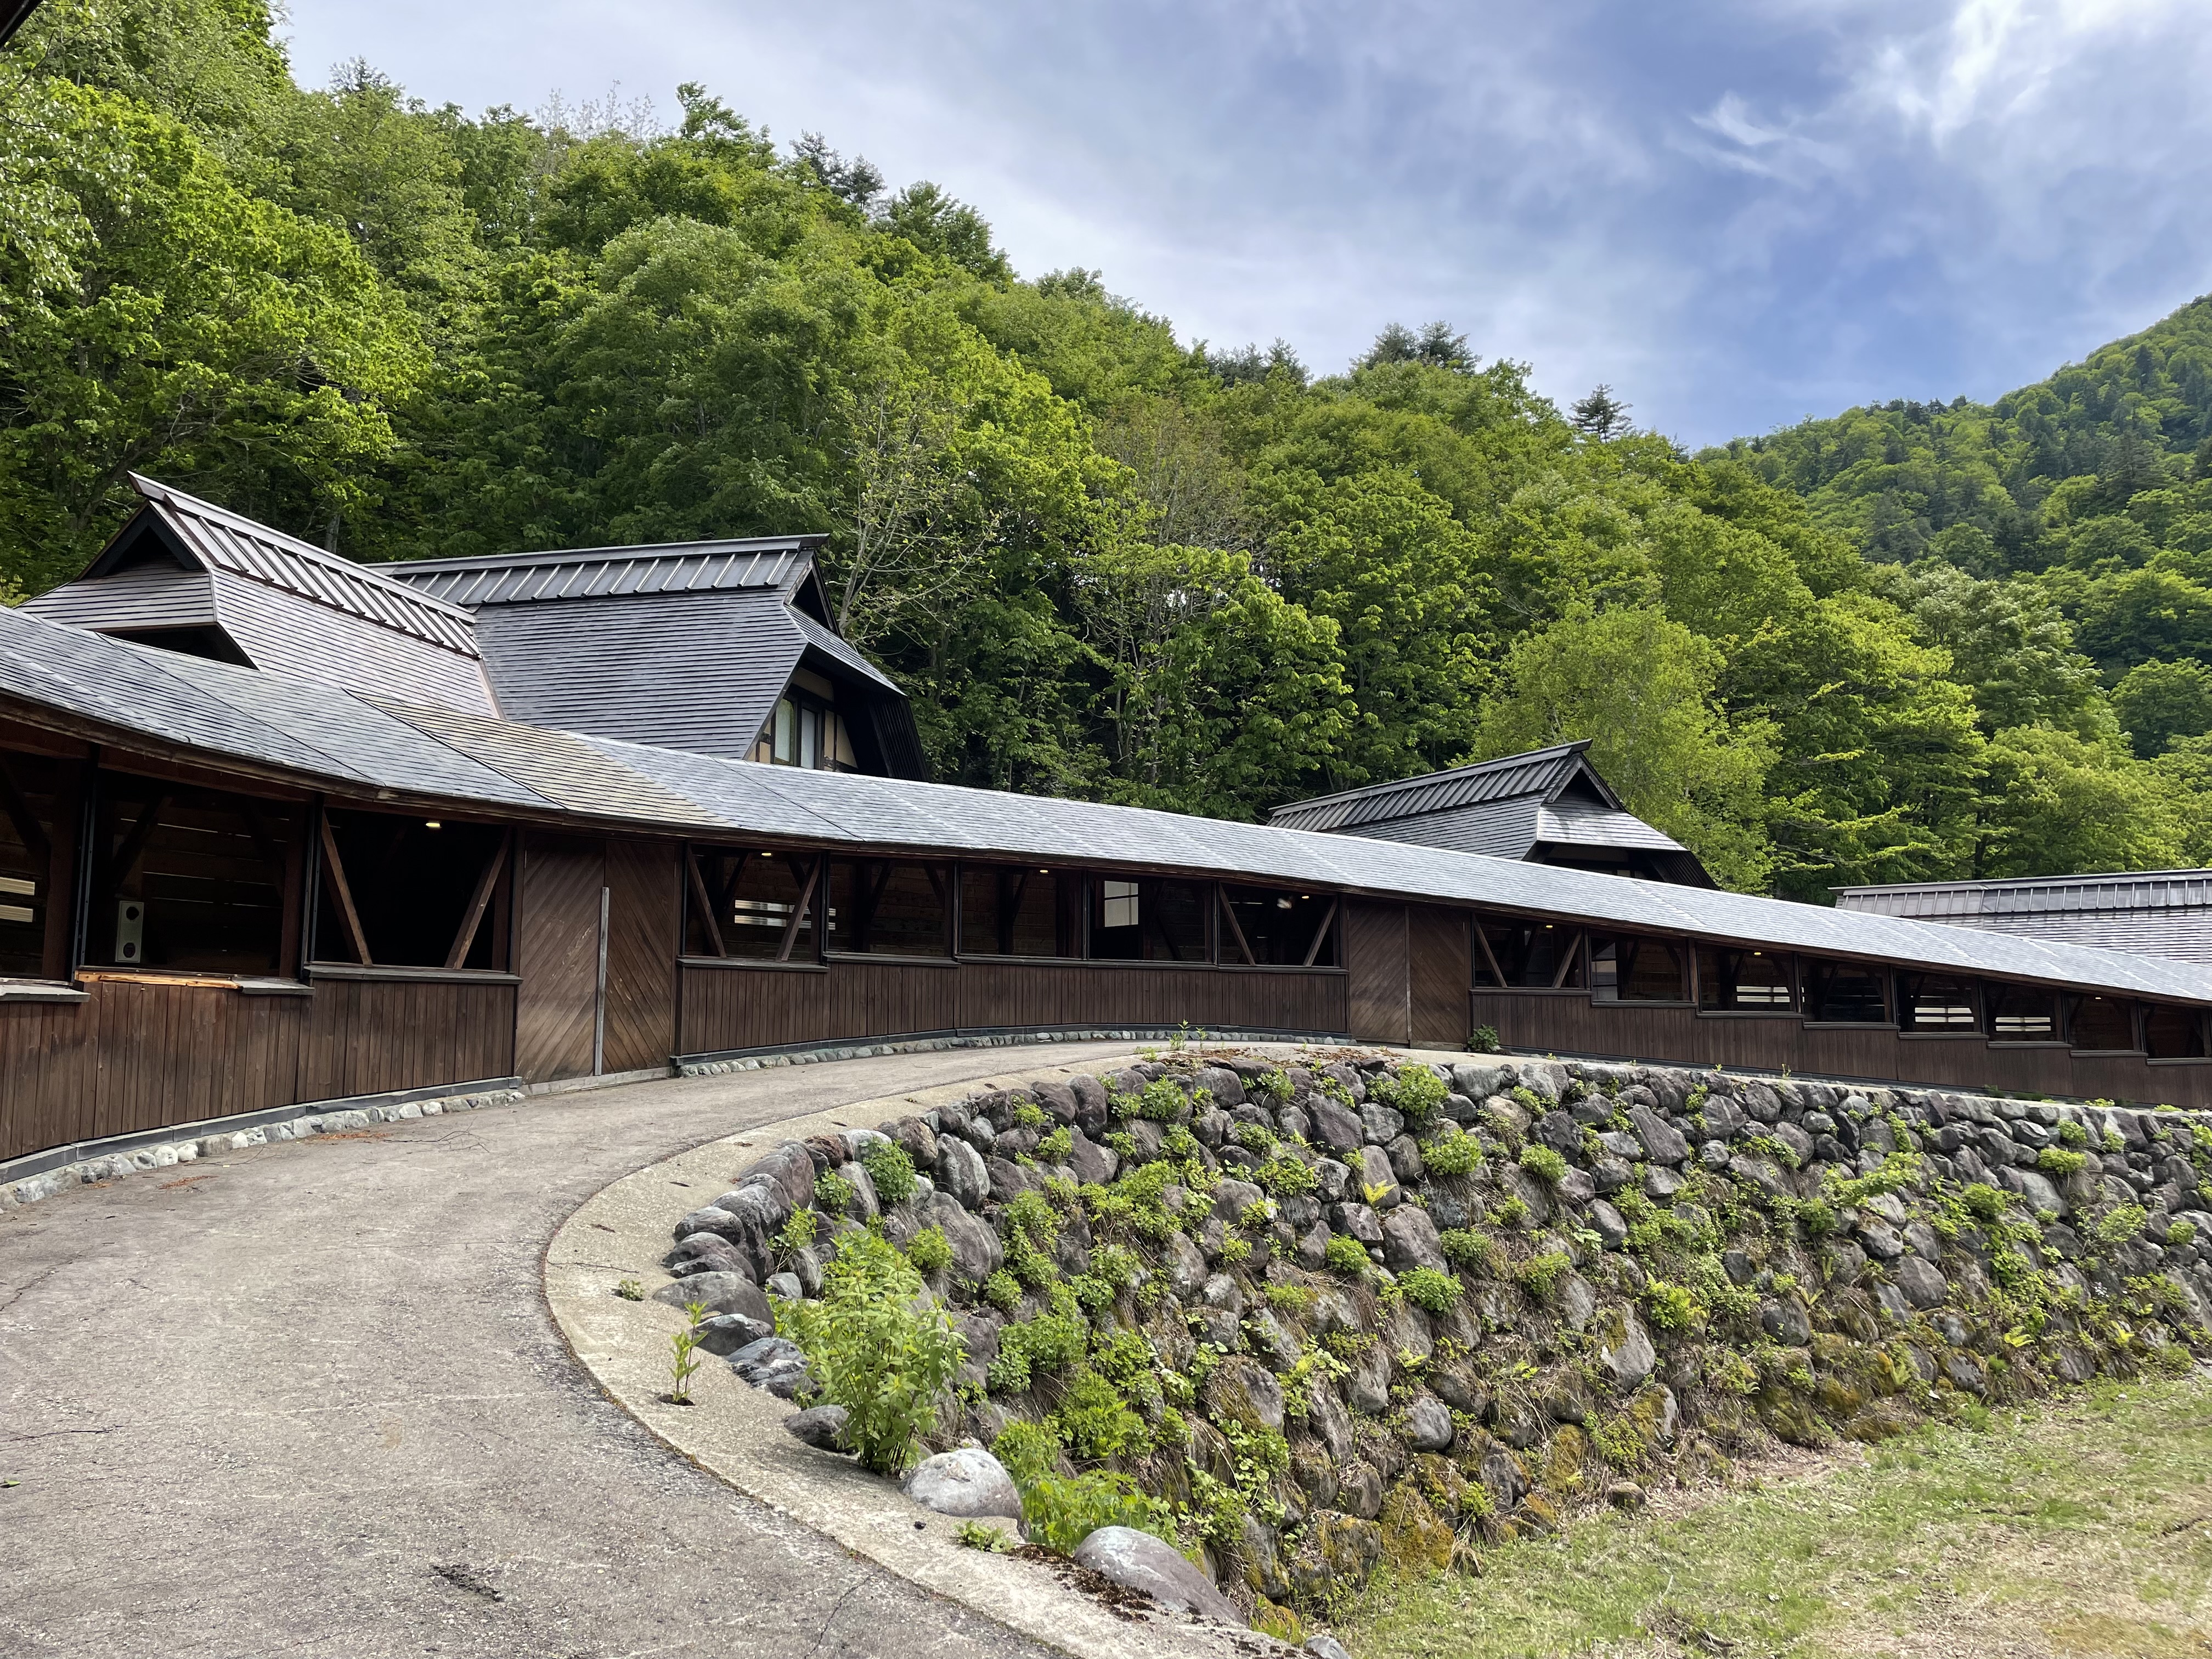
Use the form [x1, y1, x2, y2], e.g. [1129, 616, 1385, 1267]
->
[515, 833, 603, 1083]
[602, 838, 679, 1074]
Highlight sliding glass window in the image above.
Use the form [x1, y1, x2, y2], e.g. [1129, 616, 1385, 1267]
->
[1219, 886, 1338, 967]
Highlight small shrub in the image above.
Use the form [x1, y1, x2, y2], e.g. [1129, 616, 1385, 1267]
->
[2037, 1146, 2088, 1177]
[1324, 1233, 1372, 1277]
[905, 1224, 953, 1276]
[1515, 1250, 1572, 1301]
[1745, 1133, 1799, 1171]
[775, 1206, 819, 1256]
[1643, 1278, 1697, 1330]
[1266, 1283, 1318, 1316]
[1051, 1369, 1151, 1459]
[954, 1520, 1013, 1552]
[1370, 1066, 1448, 1121]
[1439, 1227, 1497, 1273]
[1397, 1266, 1462, 1314]
[2095, 1203, 2149, 1249]
[1234, 1121, 1277, 1155]
[1257, 1155, 1318, 1197]
[1492, 1195, 1531, 1228]
[1011, 1100, 1048, 1131]
[1423, 1129, 1483, 1176]
[1253, 1068, 1293, 1103]
[1519, 1144, 1568, 1184]
[1468, 1024, 1501, 1054]
[667, 1313, 706, 1404]
[862, 1140, 918, 1206]
[1002, 1188, 1063, 1289]
[980, 1269, 1022, 1313]
[1797, 1198, 1839, 1239]
[1218, 1237, 1253, 1266]
[780, 1230, 965, 1475]
[1962, 1183, 2010, 1222]
[1035, 1126, 1073, 1165]
[2057, 1120, 2089, 1148]
[2169, 1219, 2198, 1248]
[994, 1421, 1176, 1553]
[613, 1278, 645, 1301]
[814, 1168, 857, 1214]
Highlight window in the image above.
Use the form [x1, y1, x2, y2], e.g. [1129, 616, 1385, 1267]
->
[1898, 972, 1978, 1031]
[1985, 984, 2058, 1039]
[2145, 1004, 2207, 1059]
[1219, 886, 1339, 967]
[90, 777, 297, 975]
[1090, 877, 1207, 962]
[2068, 995, 2139, 1052]
[686, 848, 821, 961]
[1475, 919, 1584, 989]
[825, 860, 950, 957]
[752, 694, 857, 773]
[1696, 947, 1795, 1011]
[1589, 936, 1686, 1002]
[312, 811, 509, 969]
[1804, 958, 1888, 1023]
[0, 751, 65, 978]
[958, 866, 1082, 958]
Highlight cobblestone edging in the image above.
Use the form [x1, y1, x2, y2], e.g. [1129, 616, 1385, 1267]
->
[0, 1087, 526, 1212]
[677, 1028, 1331, 1078]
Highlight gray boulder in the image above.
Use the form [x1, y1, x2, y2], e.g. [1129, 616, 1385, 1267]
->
[1380, 1206, 1448, 1274]
[1359, 1103, 1406, 1145]
[693, 1311, 776, 1355]
[1895, 1254, 1949, 1309]
[1073, 1526, 1243, 1624]
[1163, 1229, 1209, 1296]
[1306, 1634, 1355, 1659]
[729, 1336, 812, 1398]
[1404, 1393, 1454, 1452]
[1310, 1098, 1364, 1154]
[903, 1447, 1023, 1522]
[1357, 1146, 1402, 1208]
[1596, 1305, 1656, 1389]
[783, 1404, 849, 1451]
[1628, 1106, 1689, 1166]
[654, 1272, 772, 1325]
[1066, 1129, 1119, 1187]
[935, 1136, 989, 1210]
[922, 1190, 1003, 1282]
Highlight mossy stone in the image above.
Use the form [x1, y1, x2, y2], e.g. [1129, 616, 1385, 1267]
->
[1379, 1484, 1455, 1573]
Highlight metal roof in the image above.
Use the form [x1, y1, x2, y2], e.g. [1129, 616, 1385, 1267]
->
[3, 601, 2210, 1005]
[1268, 742, 1615, 833]
[1538, 795, 1689, 854]
[105, 476, 481, 656]
[1837, 870, 2212, 966]
[385, 537, 821, 607]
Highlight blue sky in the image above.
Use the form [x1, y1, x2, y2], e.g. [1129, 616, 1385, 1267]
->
[284, 0, 2212, 448]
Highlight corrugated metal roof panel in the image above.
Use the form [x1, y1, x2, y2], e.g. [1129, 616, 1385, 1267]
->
[1839, 871, 2212, 917]
[1268, 742, 1601, 832]
[127, 476, 479, 656]
[383, 538, 816, 606]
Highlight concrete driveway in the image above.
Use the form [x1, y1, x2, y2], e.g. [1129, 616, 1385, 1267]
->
[0, 1042, 1134, 1659]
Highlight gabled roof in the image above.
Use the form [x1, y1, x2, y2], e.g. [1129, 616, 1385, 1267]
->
[23, 476, 495, 713]
[1268, 741, 1612, 834]
[3, 601, 2209, 1006]
[386, 536, 824, 611]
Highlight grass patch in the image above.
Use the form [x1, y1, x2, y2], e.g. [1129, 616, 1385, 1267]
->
[1342, 1369, 2212, 1658]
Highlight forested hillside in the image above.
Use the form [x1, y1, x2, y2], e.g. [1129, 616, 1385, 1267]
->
[6, 0, 2212, 901]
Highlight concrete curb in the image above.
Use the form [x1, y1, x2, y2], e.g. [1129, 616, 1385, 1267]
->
[540, 1045, 1413, 1659]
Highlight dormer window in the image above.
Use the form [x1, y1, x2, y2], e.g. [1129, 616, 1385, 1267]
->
[755, 691, 856, 771]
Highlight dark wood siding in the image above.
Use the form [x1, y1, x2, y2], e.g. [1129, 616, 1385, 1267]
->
[1345, 901, 1409, 1045]
[298, 977, 516, 1102]
[602, 838, 679, 1073]
[86, 977, 300, 1137]
[1408, 905, 1470, 1048]
[0, 1000, 99, 1161]
[514, 833, 604, 1083]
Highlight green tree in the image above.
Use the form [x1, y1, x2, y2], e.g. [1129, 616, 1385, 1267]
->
[1974, 727, 2184, 876]
[2112, 659, 2212, 757]
[1469, 606, 1776, 890]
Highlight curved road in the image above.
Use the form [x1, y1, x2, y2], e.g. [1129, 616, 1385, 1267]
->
[0, 1043, 1133, 1659]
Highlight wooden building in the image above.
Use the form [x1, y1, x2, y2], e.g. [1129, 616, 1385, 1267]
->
[6, 495, 2212, 1169]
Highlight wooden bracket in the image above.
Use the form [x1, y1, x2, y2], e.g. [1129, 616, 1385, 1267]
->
[1302, 897, 1341, 969]
[778, 856, 822, 963]
[1218, 887, 1256, 965]
[444, 832, 510, 970]
[685, 848, 727, 959]
[317, 814, 372, 966]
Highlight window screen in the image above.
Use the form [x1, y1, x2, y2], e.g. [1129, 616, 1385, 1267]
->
[825, 860, 950, 957]
[1804, 958, 1888, 1023]
[687, 849, 821, 960]
[1589, 935, 1685, 1002]
[0, 751, 64, 978]
[958, 866, 1082, 958]
[312, 811, 507, 969]
[1985, 983, 2058, 1039]
[91, 777, 296, 975]
[1696, 947, 1795, 1011]
[1090, 878, 1207, 962]
[1898, 972, 1978, 1031]
[1220, 887, 1338, 967]
[1476, 920, 1584, 989]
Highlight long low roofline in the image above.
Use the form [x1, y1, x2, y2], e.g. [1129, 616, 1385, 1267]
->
[2, 603, 2208, 1006]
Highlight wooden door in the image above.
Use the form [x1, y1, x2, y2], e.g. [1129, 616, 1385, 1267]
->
[602, 838, 679, 1074]
[1408, 905, 1472, 1048]
[515, 833, 603, 1082]
[1344, 900, 1410, 1046]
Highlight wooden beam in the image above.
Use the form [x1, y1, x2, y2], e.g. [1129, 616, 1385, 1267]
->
[685, 847, 727, 959]
[107, 792, 167, 890]
[1302, 897, 1341, 969]
[317, 812, 372, 966]
[1472, 914, 1506, 986]
[0, 757, 49, 864]
[445, 832, 510, 970]
[777, 856, 822, 962]
[1550, 930, 1582, 990]
[1218, 887, 1256, 966]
